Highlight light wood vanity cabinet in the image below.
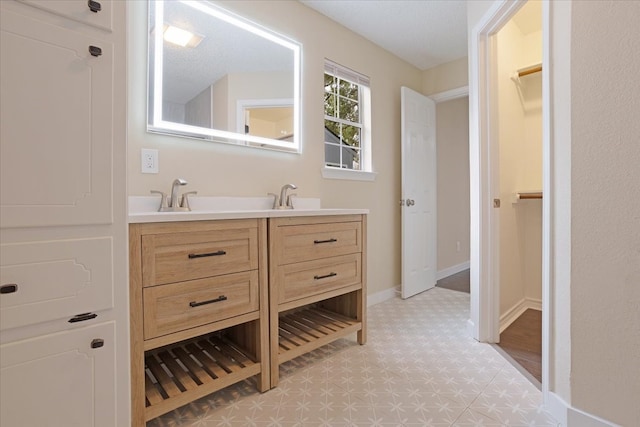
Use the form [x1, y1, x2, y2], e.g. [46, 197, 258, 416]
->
[129, 219, 270, 425]
[269, 214, 367, 386]
[129, 213, 367, 422]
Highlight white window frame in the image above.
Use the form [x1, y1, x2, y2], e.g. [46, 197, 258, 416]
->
[322, 60, 376, 181]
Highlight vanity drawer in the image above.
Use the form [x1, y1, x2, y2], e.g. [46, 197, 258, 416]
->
[275, 253, 361, 304]
[143, 270, 259, 339]
[142, 227, 258, 287]
[273, 219, 361, 265]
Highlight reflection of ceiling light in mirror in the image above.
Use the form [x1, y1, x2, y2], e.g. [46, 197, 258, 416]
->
[163, 25, 203, 47]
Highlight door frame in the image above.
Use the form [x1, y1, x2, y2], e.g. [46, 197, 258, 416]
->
[468, 0, 552, 403]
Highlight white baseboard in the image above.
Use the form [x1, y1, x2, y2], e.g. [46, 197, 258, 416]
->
[467, 319, 476, 339]
[547, 391, 568, 426]
[499, 297, 542, 333]
[436, 261, 470, 281]
[546, 392, 621, 427]
[367, 286, 398, 307]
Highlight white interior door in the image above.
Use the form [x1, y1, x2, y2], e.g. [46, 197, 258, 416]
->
[401, 87, 437, 299]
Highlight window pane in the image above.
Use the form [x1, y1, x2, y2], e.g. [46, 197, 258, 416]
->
[339, 80, 359, 102]
[324, 93, 337, 117]
[341, 146, 361, 170]
[338, 97, 359, 122]
[324, 74, 337, 95]
[324, 119, 340, 143]
[341, 124, 361, 148]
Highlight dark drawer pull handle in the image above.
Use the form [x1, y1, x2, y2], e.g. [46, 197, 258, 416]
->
[314, 272, 337, 280]
[188, 250, 226, 259]
[0, 284, 18, 294]
[313, 238, 337, 244]
[87, 0, 102, 13]
[189, 295, 227, 307]
[91, 338, 104, 349]
[68, 312, 98, 323]
[89, 45, 102, 57]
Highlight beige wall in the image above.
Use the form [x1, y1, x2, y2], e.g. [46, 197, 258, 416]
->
[422, 57, 468, 95]
[436, 97, 470, 272]
[127, 1, 423, 297]
[569, 1, 640, 424]
[496, 16, 542, 319]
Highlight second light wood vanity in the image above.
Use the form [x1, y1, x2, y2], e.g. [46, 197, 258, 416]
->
[268, 214, 366, 386]
[128, 204, 367, 425]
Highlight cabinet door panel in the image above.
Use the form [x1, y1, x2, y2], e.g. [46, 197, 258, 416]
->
[0, 238, 114, 330]
[19, 0, 113, 31]
[0, 322, 116, 427]
[0, 8, 113, 227]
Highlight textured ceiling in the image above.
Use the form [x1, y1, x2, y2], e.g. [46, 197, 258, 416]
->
[157, 1, 294, 104]
[299, 0, 468, 70]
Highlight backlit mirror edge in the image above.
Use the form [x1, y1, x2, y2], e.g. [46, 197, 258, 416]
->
[147, 0, 302, 154]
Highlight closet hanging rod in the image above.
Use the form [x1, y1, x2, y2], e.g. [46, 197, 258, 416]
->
[517, 191, 543, 200]
[518, 65, 542, 77]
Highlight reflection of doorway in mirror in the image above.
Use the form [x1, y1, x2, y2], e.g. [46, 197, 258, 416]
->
[237, 99, 294, 141]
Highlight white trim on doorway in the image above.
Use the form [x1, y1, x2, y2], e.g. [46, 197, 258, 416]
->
[469, 0, 526, 344]
[469, 0, 553, 411]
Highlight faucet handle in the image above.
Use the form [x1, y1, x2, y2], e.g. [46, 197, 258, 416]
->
[267, 193, 279, 210]
[286, 193, 297, 208]
[180, 191, 197, 210]
[150, 190, 168, 210]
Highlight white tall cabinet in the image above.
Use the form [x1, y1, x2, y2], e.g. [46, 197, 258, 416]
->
[0, 1, 129, 425]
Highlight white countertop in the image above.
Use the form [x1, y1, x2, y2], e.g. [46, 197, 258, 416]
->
[128, 196, 368, 223]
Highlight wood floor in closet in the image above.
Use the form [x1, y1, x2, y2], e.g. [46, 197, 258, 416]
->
[497, 309, 542, 384]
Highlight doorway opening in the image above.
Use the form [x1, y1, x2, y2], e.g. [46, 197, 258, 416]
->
[469, 0, 550, 396]
[491, 1, 543, 385]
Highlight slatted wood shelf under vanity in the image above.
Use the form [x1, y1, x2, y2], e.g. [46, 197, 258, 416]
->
[144, 332, 261, 421]
[278, 305, 362, 363]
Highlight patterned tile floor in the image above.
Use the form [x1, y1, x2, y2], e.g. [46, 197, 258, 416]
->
[148, 288, 559, 426]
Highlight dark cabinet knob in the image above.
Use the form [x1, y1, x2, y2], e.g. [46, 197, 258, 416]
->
[88, 0, 102, 13]
[88, 46, 102, 57]
[91, 339, 104, 349]
[68, 312, 98, 323]
[0, 284, 18, 294]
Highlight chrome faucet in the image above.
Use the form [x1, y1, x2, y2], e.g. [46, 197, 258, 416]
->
[151, 178, 195, 212]
[277, 183, 297, 209]
[170, 178, 188, 209]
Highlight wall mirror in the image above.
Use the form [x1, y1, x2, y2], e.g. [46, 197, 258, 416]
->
[148, 0, 301, 152]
